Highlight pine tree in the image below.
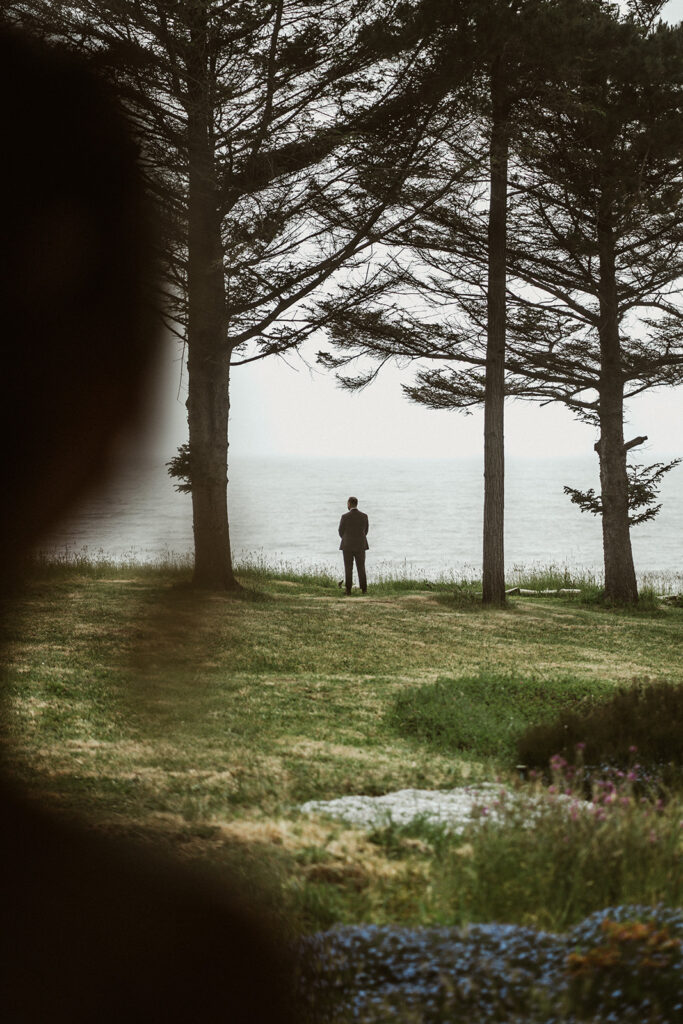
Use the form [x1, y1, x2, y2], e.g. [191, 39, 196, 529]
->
[409, 2, 683, 601]
[318, 0, 588, 604]
[318, 0, 683, 603]
[7, 0, 419, 588]
[510, 5, 683, 601]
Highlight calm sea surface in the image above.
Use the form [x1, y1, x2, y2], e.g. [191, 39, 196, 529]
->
[44, 455, 683, 580]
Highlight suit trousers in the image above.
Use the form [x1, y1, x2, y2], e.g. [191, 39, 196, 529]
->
[343, 549, 367, 594]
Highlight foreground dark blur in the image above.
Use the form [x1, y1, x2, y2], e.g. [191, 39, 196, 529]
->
[0, 27, 294, 1022]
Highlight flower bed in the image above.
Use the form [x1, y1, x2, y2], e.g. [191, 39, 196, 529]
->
[298, 905, 683, 1023]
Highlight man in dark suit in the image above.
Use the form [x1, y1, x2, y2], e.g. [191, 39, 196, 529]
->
[338, 496, 369, 595]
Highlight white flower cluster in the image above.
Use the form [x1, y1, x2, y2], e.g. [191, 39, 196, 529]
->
[300, 784, 510, 832]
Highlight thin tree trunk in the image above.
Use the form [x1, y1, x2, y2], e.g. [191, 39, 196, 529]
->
[187, 344, 238, 590]
[186, 17, 239, 590]
[597, 214, 637, 603]
[482, 72, 508, 607]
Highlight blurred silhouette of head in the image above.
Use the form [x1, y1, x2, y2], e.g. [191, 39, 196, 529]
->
[347, 496, 358, 508]
[1, 26, 157, 573]
[0, 27, 294, 1022]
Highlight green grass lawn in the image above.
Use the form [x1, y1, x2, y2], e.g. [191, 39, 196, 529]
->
[1, 562, 682, 935]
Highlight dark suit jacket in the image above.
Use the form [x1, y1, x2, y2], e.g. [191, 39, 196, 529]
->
[338, 508, 369, 551]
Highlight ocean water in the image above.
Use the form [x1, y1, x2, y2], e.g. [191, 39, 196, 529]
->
[43, 454, 683, 581]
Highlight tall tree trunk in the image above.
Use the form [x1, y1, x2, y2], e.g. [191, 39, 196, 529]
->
[482, 72, 508, 607]
[186, 18, 239, 590]
[597, 213, 638, 603]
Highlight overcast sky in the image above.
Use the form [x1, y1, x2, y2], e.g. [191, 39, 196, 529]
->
[148, 0, 683, 465]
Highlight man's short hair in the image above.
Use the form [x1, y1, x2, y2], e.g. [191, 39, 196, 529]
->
[348, 496, 358, 507]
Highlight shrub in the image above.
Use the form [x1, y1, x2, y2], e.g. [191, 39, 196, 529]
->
[297, 921, 563, 1023]
[430, 776, 683, 934]
[516, 680, 683, 788]
[297, 906, 683, 1022]
[389, 674, 611, 759]
[565, 905, 683, 1022]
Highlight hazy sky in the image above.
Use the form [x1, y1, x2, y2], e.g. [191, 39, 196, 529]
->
[149, 0, 683, 465]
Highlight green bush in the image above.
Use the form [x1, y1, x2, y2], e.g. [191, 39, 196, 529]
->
[431, 782, 683, 933]
[298, 906, 683, 1023]
[562, 905, 683, 1022]
[388, 674, 611, 759]
[567, 915, 683, 1020]
[516, 680, 683, 785]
